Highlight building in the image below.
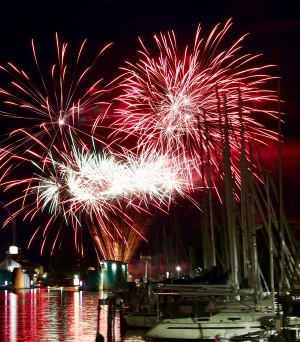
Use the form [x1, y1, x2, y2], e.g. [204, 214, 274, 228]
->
[0, 246, 44, 289]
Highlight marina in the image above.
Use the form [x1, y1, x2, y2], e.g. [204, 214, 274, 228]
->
[2, 282, 300, 341]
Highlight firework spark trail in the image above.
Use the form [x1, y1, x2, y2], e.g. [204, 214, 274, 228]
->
[0, 33, 117, 181]
[0, 34, 138, 257]
[113, 19, 279, 197]
[1, 149, 138, 256]
[0, 20, 281, 258]
[1, 137, 197, 255]
[35, 146, 197, 216]
[123, 148, 199, 209]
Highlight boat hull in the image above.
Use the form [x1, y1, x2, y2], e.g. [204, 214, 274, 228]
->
[146, 311, 276, 340]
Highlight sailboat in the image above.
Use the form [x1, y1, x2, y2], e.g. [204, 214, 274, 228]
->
[146, 90, 300, 340]
[145, 286, 300, 340]
[146, 300, 275, 340]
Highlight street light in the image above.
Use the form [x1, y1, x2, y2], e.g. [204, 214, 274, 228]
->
[176, 266, 181, 278]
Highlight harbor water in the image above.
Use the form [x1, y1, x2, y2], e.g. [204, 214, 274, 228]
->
[0, 287, 153, 342]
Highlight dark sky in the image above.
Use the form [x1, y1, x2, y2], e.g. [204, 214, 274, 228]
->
[0, 0, 298, 134]
[0, 0, 299, 263]
[0, 1, 298, 134]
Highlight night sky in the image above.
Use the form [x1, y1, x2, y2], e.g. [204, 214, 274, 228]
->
[0, 0, 299, 265]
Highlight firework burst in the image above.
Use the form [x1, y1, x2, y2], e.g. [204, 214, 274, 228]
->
[0, 34, 137, 258]
[0, 20, 282, 260]
[0, 33, 116, 182]
[1, 136, 196, 257]
[113, 19, 279, 196]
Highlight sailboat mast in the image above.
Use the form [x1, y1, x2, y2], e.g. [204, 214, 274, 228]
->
[237, 89, 251, 283]
[266, 170, 276, 312]
[204, 111, 217, 267]
[222, 93, 239, 292]
[278, 79, 285, 292]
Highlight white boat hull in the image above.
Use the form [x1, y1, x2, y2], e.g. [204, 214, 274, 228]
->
[146, 311, 276, 340]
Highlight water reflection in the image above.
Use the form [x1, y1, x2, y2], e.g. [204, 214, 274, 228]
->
[0, 288, 149, 342]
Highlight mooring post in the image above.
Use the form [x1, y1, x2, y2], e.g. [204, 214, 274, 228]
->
[95, 299, 104, 342]
[107, 293, 116, 341]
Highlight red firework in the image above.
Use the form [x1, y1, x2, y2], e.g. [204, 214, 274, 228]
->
[113, 19, 279, 196]
[0, 33, 116, 182]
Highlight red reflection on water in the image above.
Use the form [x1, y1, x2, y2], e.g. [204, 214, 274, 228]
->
[0, 288, 124, 342]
